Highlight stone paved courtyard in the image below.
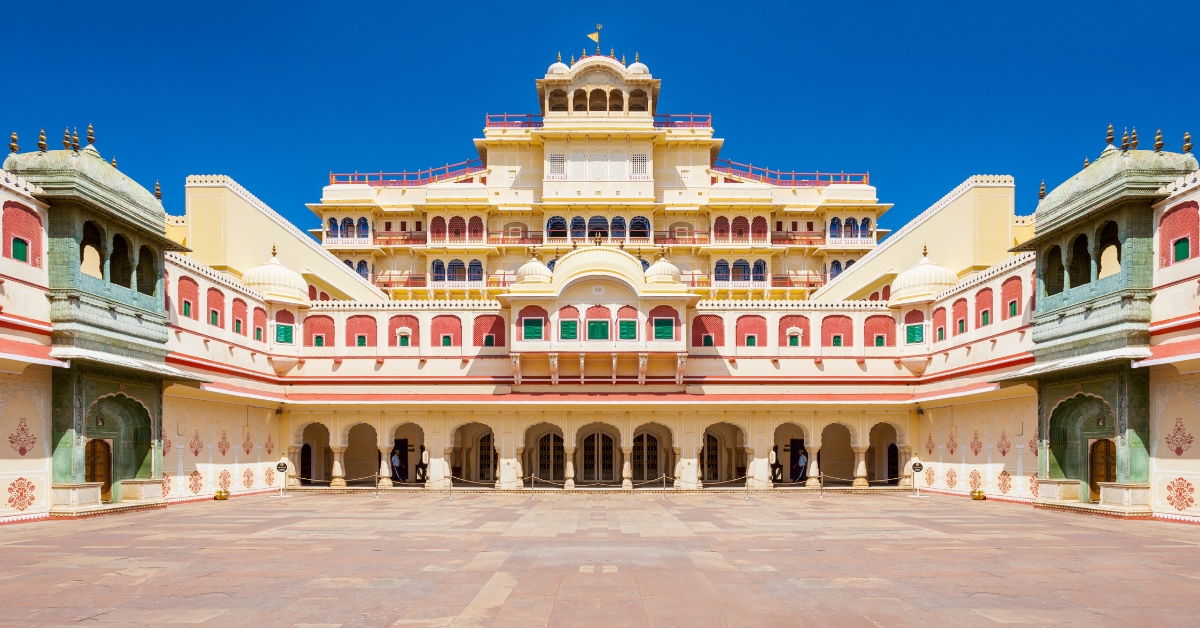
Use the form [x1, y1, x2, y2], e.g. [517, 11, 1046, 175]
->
[2, 492, 1199, 627]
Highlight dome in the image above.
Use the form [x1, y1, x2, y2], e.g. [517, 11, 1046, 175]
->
[626, 61, 649, 74]
[547, 61, 569, 75]
[888, 250, 957, 307]
[515, 257, 552, 284]
[644, 255, 681, 284]
[243, 251, 310, 307]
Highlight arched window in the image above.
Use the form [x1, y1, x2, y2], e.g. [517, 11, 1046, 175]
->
[588, 216, 608, 238]
[589, 88, 607, 112]
[630, 216, 651, 240]
[468, 259, 483, 282]
[1097, 221, 1121, 279]
[356, 217, 369, 238]
[829, 217, 841, 236]
[830, 260, 843, 278]
[548, 89, 568, 112]
[448, 216, 466, 240]
[136, 246, 155, 296]
[752, 260, 767, 282]
[751, 217, 767, 240]
[1044, 245, 1064, 295]
[430, 216, 446, 239]
[589, 151, 607, 180]
[570, 216, 586, 239]
[860, 218, 871, 235]
[80, 221, 103, 279]
[628, 89, 648, 112]
[573, 89, 587, 111]
[611, 217, 627, 239]
[732, 259, 751, 281]
[467, 216, 484, 241]
[431, 260, 446, 281]
[1069, 234, 1090, 287]
[327, 217, 338, 237]
[341, 217, 354, 238]
[714, 217, 730, 241]
[356, 260, 368, 278]
[845, 218, 858, 238]
[731, 216, 750, 241]
[343, 259, 353, 269]
[447, 259, 465, 281]
[609, 89, 624, 111]
[845, 259, 855, 268]
[715, 260, 730, 281]
[547, 216, 567, 239]
[110, 235, 132, 288]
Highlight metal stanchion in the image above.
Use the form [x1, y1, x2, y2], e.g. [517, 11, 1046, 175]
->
[374, 473, 379, 499]
[530, 474, 535, 499]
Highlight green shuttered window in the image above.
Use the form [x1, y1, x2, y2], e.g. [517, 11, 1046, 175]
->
[1175, 238, 1190, 263]
[559, 319, 577, 340]
[619, 320, 637, 340]
[523, 318, 543, 340]
[906, 324, 924, 344]
[654, 318, 673, 340]
[587, 320, 608, 340]
[275, 323, 293, 344]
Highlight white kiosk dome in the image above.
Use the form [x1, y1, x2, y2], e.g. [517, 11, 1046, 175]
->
[888, 248, 958, 307]
[516, 257, 553, 284]
[644, 254, 681, 284]
[243, 249, 310, 306]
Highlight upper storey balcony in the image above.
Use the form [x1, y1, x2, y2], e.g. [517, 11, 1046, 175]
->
[711, 159, 869, 188]
[329, 159, 485, 187]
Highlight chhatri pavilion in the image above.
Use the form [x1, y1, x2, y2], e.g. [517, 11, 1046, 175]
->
[1, 52, 1199, 524]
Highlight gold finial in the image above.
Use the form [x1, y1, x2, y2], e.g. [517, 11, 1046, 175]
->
[635, 51, 639, 62]
[37, 128, 46, 152]
[86, 123, 95, 145]
[621, 55, 626, 65]
[8, 132, 16, 154]
[593, 232, 604, 246]
[271, 244, 277, 257]
[922, 244, 928, 257]
[1121, 128, 1129, 151]
[610, 47, 615, 58]
[111, 156, 117, 168]
[557, 51, 561, 62]
[1155, 128, 1164, 152]
[62, 127, 70, 149]
[1106, 123, 1114, 145]
[1084, 156, 1090, 168]
[1185, 131, 1194, 154]
[154, 180, 162, 200]
[1131, 127, 1139, 149]
[71, 127, 79, 151]
[570, 54, 575, 65]
[1039, 180, 1046, 200]
[582, 47, 587, 58]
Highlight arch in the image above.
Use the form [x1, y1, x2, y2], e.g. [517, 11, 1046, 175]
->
[430, 216, 447, 239]
[588, 88, 607, 111]
[933, 307, 947, 340]
[388, 314, 420, 346]
[713, 216, 730, 241]
[253, 307, 267, 339]
[752, 259, 767, 282]
[844, 218, 858, 238]
[829, 217, 841, 235]
[205, 287, 224, 328]
[699, 420, 751, 484]
[275, 309, 295, 325]
[308, 285, 317, 300]
[864, 315, 896, 347]
[731, 259, 750, 281]
[298, 421, 332, 483]
[829, 260, 843, 278]
[388, 421, 425, 484]
[1097, 220, 1121, 278]
[629, 216, 651, 240]
[861, 217, 871, 235]
[881, 284, 890, 300]
[610, 216, 627, 239]
[345, 315, 377, 347]
[1068, 234, 1091, 287]
[736, 315, 766, 346]
[647, 305, 680, 341]
[135, 246, 156, 295]
[951, 298, 968, 336]
[778, 314, 811, 347]
[608, 89, 624, 111]
[327, 217, 338, 237]
[450, 421, 495, 483]
[356, 217, 369, 237]
[821, 315, 853, 347]
[524, 422, 565, 482]
[587, 216, 609, 238]
[867, 422, 899, 485]
[518, 305, 550, 340]
[574, 421, 622, 484]
[1046, 392, 1117, 502]
[585, 304, 611, 319]
[546, 216, 568, 239]
[110, 234, 133, 288]
[772, 421, 810, 483]
[1001, 275, 1023, 320]
[341, 217, 355, 238]
[1160, 201, 1198, 267]
[570, 216, 586, 239]
[342, 422, 379, 485]
[446, 259, 465, 281]
[628, 89, 648, 112]
[818, 422, 855, 485]
[80, 221, 104, 279]
[692, 314, 725, 347]
[448, 216, 467, 240]
[904, 309, 924, 324]
[84, 393, 154, 500]
[356, 260, 369, 278]
[303, 315, 335, 347]
[631, 427, 667, 481]
[573, 89, 588, 111]
[467, 216, 484, 241]
[845, 259, 855, 269]
[468, 259, 483, 282]
[548, 89, 568, 112]
[731, 216, 750, 241]
[472, 314, 505, 347]
[975, 287, 994, 327]
[714, 260, 730, 281]
[751, 216, 768, 240]
[431, 315, 462, 347]
[177, 276, 199, 319]
[430, 260, 446, 281]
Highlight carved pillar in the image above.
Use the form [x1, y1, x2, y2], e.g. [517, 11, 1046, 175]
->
[564, 447, 576, 489]
[378, 446, 393, 488]
[442, 447, 455, 489]
[330, 446, 346, 488]
[806, 446, 821, 487]
[899, 446, 914, 487]
[852, 446, 869, 487]
[621, 446, 633, 489]
[286, 446, 300, 487]
[673, 447, 683, 489]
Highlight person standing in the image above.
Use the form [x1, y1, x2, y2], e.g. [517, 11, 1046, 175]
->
[797, 450, 809, 483]
[391, 450, 403, 483]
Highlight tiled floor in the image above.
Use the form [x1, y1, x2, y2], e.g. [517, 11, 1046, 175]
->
[2, 492, 1199, 626]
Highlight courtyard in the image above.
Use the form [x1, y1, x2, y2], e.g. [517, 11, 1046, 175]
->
[1, 493, 1198, 627]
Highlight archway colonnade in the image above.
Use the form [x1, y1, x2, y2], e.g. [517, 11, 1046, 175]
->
[284, 410, 918, 490]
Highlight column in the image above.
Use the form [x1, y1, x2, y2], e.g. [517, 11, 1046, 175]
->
[286, 447, 300, 487]
[442, 447, 455, 489]
[899, 446, 914, 488]
[806, 446, 821, 487]
[378, 446, 393, 488]
[564, 447, 576, 489]
[498, 446, 523, 490]
[621, 446, 633, 489]
[678, 445, 701, 489]
[748, 446, 771, 490]
[852, 446, 869, 488]
[330, 446, 346, 488]
[672, 447, 682, 489]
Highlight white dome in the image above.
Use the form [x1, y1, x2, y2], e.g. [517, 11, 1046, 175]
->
[547, 61, 569, 74]
[243, 253, 310, 306]
[627, 61, 649, 74]
[516, 257, 553, 284]
[888, 251, 957, 307]
[644, 255, 681, 284]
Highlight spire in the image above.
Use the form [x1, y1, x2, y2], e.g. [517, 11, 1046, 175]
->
[71, 127, 79, 151]
[37, 129, 46, 152]
[86, 123, 95, 146]
[635, 51, 639, 62]
[62, 127, 70, 150]
[111, 156, 117, 168]
[1155, 128, 1164, 152]
[155, 180, 162, 200]
[1121, 127, 1129, 151]
[610, 47, 614, 58]
[582, 47, 586, 58]
[1084, 156, 1090, 168]
[557, 51, 561, 62]
[1106, 123, 1114, 146]
[1039, 180, 1046, 200]
[1131, 127, 1139, 150]
[8, 132, 16, 154]
[570, 54, 575, 65]
[922, 244, 928, 257]
[1186, 131, 1194, 154]
[621, 55, 626, 65]
[271, 244, 277, 257]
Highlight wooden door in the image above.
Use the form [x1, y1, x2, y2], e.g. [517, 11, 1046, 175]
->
[1089, 439, 1116, 502]
[85, 439, 113, 502]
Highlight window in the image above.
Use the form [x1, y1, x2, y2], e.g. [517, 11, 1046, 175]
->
[619, 320, 637, 340]
[746, 335, 757, 347]
[11, 237, 28, 263]
[775, 221, 783, 232]
[653, 318, 673, 340]
[788, 334, 800, 347]
[398, 333, 410, 347]
[703, 334, 714, 347]
[560, 319, 577, 340]
[1176, 238, 1191, 263]
[255, 327, 263, 341]
[957, 319, 965, 334]
[182, 301, 192, 318]
[483, 335, 495, 347]
[314, 335, 325, 347]
[209, 310, 220, 326]
[356, 335, 367, 347]
[832, 335, 843, 347]
[631, 153, 648, 177]
[548, 153, 565, 176]
[937, 327, 945, 341]
[874, 335, 885, 347]
[415, 221, 422, 232]
[234, 319, 242, 334]
[906, 324, 924, 344]
[980, 310, 991, 326]
[587, 320, 609, 340]
[441, 335, 452, 347]
[1009, 300, 1018, 318]
[276, 324, 293, 344]
[523, 318, 544, 340]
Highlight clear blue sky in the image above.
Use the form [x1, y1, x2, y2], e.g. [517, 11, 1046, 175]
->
[6, 1, 1197, 236]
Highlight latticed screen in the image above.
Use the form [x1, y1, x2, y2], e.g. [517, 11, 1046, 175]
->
[548, 154, 565, 176]
[631, 153, 648, 176]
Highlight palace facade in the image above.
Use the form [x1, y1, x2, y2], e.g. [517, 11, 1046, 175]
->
[2, 55, 1199, 523]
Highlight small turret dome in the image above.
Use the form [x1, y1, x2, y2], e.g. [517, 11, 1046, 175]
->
[644, 255, 681, 284]
[243, 251, 310, 307]
[627, 61, 649, 74]
[516, 257, 553, 284]
[888, 249, 957, 307]
[547, 61, 569, 75]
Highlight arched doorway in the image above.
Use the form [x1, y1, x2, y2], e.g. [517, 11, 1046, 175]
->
[344, 423, 378, 486]
[772, 422, 808, 483]
[1047, 393, 1116, 503]
[390, 423, 424, 484]
[631, 432, 660, 481]
[868, 423, 898, 485]
[84, 394, 152, 503]
[85, 439, 113, 502]
[300, 443, 313, 485]
[301, 423, 332, 484]
[1089, 439, 1116, 501]
[451, 422, 494, 485]
[819, 423, 854, 486]
[701, 422, 746, 485]
[576, 424, 619, 484]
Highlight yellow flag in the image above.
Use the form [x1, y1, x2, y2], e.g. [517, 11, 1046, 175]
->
[586, 32, 600, 43]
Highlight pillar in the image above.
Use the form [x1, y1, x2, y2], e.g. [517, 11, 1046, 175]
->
[678, 445, 701, 489]
[378, 446, 393, 488]
[564, 447, 576, 489]
[621, 446, 633, 489]
[286, 446, 300, 487]
[806, 446, 821, 487]
[899, 447, 914, 488]
[330, 446, 346, 488]
[441, 447, 455, 489]
[673, 447, 682, 489]
[748, 446, 771, 490]
[498, 446, 523, 490]
[852, 446, 869, 488]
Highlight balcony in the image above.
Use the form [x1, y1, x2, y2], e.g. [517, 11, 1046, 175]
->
[653, 113, 712, 128]
[329, 159, 485, 187]
[425, 234, 488, 246]
[542, 235, 654, 246]
[682, 274, 827, 289]
[708, 234, 770, 246]
[771, 232, 825, 246]
[485, 113, 544, 128]
[712, 158, 869, 187]
[488, 231, 544, 245]
[825, 236, 877, 247]
[374, 232, 427, 246]
[654, 231, 711, 245]
[372, 274, 516, 290]
[324, 236, 374, 247]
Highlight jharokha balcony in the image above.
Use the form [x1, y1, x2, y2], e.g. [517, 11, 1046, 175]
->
[682, 274, 828, 290]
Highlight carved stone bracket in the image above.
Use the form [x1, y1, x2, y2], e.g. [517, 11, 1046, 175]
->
[638, 353, 649, 385]
[549, 353, 559, 385]
[676, 353, 687, 385]
[510, 354, 521, 385]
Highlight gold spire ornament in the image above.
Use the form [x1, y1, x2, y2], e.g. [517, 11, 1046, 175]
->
[1106, 123, 1114, 145]
[1084, 156, 1090, 168]
[155, 180, 162, 200]
[1131, 127, 1139, 149]
[582, 47, 587, 58]
[1121, 128, 1129, 151]
[71, 127, 79, 151]
[610, 47, 615, 58]
[635, 52, 639, 62]
[38, 129, 46, 152]
[1155, 128, 1164, 152]
[8, 132, 16, 153]
[570, 54, 575, 65]
[1039, 180, 1046, 200]
[62, 127, 70, 149]
[922, 244, 928, 257]
[272, 244, 277, 257]
[1185, 131, 1193, 154]
[87, 123, 95, 145]
[586, 23, 602, 54]
[111, 156, 117, 168]
[621, 55, 626, 65]
[557, 51, 561, 62]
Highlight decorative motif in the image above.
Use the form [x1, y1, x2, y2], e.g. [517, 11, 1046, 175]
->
[1167, 478, 1195, 511]
[1165, 418, 1194, 457]
[925, 467, 935, 486]
[189, 470, 203, 494]
[218, 469, 231, 491]
[946, 433, 958, 456]
[264, 434, 274, 456]
[945, 468, 957, 489]
[242, 432, 254, 456]
[969, 469, 982, 491]
[7, 418, 36, 456]
[1029, 474, 1039, 498]
[997, 470, 1012, 494]
[242, 468, 254, 489]
[1028, 438, 1038, 457]
[969, 431, 982, 456]
[264, 467, 275, 486]
[217, 431, 230, 456]
[925, 433, 935, 456]
[996, 430, 1011, 457]
[6, 477, 35, 511]
[189, 430, 203, 456]
[163, 435, 172, 456]
[162, 473, 171, 496]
